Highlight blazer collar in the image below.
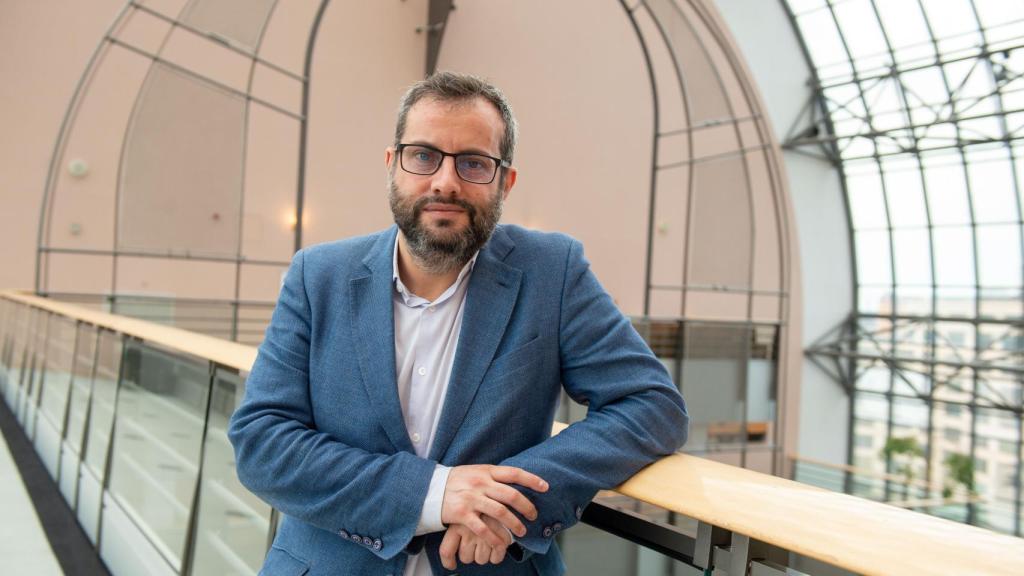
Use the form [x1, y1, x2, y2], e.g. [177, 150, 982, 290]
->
[348, 225, 522, 459]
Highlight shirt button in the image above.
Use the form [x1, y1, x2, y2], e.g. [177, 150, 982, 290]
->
[417, 366, 426, 376]
[412, 432, 421, 443]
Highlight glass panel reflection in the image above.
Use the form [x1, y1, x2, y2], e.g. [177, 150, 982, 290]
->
[106, 341, 210, 569]
[38, 316, 77, 431]
[65, 324, 99, 454]
[82, 330, 123, 478]
[189, 369, 272, 576]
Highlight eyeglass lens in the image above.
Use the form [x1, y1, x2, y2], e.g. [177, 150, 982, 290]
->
[400, 145, 497, 184]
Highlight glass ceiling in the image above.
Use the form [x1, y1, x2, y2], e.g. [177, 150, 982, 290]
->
[786, 0, 1024, 536]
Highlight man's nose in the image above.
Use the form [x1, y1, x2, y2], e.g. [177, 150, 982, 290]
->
[431, 156, 461, 196]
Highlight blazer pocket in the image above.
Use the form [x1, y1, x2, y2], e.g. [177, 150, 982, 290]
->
[259, 546, 310, 576]
[487, 334, 543, 379]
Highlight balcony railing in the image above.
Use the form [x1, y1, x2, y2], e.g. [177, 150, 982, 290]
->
[2, 289, 1023, 576]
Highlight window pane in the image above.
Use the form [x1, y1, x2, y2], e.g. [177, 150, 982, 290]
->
[856, 230, 893, 285]
[932, 227, 975, 286]
[892, 228, 932, 285]
[883, 158, 928, 228]
[923, 157, 971, 226]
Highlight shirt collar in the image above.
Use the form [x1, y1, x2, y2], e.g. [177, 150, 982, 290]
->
[392, 235, 478, 307]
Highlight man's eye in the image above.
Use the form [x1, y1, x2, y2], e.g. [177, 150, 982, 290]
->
[460, 157, 488, 170]
[413, 151, 434, 162]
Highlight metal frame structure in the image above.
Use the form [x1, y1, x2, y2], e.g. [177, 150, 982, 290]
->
[35, 0, 331, 346]
[782, 0, 1024, 535]
[615, 0, 796, 474]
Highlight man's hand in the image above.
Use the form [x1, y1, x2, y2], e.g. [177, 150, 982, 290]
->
[439, 516, 511, 570]
[441, 464, 548, 547]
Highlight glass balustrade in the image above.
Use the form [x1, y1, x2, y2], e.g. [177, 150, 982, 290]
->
[1, 292, 1020, 576]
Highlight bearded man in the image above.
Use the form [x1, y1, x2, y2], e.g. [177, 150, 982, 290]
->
[229, 71, 688, 576]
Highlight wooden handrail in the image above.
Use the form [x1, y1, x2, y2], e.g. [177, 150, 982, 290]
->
[6, 291, 1024, 576]
[2, 291, 256, 372]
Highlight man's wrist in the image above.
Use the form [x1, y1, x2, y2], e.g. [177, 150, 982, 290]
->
[414, 465, 451, 535]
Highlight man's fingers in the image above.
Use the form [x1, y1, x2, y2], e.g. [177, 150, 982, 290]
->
[490, 544, 507, 565]
[474, 540, 491, 565]
[459, 536, 476, 565]
[490, 466, 549, 493]
[485, 483, 538, 522]
[478, 498, 526, 537]
[465, 513, 507, 548]
[439, 529, 461, 570]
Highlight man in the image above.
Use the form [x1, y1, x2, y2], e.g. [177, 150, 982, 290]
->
[228, 71, 688, 576]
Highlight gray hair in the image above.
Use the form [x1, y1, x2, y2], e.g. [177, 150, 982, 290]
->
[394, 71, 518, 163]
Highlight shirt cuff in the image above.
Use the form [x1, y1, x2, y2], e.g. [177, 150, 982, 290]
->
[414, 465, 451, 536]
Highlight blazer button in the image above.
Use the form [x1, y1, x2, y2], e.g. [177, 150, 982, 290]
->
[552, 522, 563, 532]
[575, 505, 584, 519]
[542, 526, 553, 538]
[338, 529, 349, 539]
[373, 538, 383, 551]
[362, 536, 373, 547]
[350, 533, 362, 543]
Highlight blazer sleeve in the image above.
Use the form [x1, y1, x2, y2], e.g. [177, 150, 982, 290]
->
[499, 238, 689, 557]
[227, 249, 436, 560]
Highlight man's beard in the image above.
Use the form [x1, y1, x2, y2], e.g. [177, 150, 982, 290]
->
[388, 177, 503, 275]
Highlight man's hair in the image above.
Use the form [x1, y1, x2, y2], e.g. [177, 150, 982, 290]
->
[394, 71, 518, 163]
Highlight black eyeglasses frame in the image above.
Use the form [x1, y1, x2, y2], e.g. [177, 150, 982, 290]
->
[396, 143, 511, 185]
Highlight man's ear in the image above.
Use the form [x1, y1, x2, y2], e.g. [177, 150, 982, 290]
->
[385, 147, 395, 170]
[501, 167, 517, 201]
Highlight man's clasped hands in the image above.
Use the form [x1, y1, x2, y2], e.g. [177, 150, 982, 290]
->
[438, 464, 549, 570]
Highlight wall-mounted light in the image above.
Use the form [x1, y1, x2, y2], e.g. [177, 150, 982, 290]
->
[68, 158, 89, 178]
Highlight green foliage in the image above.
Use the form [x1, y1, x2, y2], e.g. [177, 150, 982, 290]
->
[880, 436, 924, 485]
[944, 453, 976, 497]
[881, 437, 924, 460]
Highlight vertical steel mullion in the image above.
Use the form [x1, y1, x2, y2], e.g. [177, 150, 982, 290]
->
[865, 0, 943, 491]
[36, 2, 134, 295]
[232, 0, 282, 344]
[54, 319, 83, 484]
[96, 333, 131, 553]
[914, 0, 984, 525]
[821, 0, 898, 497]
[618, 0, 663, 317]
[782, 0, 868, 479]
[71, 326, 103, 513]
[294, 0, 331, 254]
[110, 4, 182, 306]
[966, 0, 1024, 537]
[180, 361, 219, 576]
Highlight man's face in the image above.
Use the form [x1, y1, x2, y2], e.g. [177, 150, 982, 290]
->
[385, 96, 517, 273]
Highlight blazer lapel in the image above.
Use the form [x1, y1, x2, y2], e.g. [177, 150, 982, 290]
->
[348, 227, 416, 454]
[429, 227, 522, 463]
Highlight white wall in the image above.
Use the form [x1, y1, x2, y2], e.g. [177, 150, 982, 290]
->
[713, 0, 853, 465]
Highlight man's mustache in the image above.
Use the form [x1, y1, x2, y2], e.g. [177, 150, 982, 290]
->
[413, 196, 477, 217]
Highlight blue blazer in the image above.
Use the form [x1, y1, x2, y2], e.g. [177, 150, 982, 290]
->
[228, 224, 688, 575]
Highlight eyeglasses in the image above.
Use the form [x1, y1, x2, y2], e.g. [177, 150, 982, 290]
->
[397, 143, 510, 185]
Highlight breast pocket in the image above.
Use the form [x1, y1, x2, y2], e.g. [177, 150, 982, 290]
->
[487, 334, 543, 381]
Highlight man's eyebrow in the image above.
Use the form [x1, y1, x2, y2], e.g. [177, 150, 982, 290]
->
[405, 140, 499, 158]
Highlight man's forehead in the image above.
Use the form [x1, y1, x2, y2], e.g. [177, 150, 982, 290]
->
[403, 96, 507, 153]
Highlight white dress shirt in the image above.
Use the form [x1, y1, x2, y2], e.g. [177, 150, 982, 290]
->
[393, 241, 477, 576]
